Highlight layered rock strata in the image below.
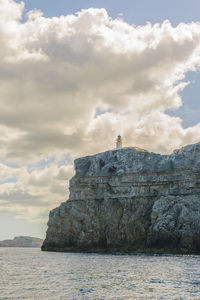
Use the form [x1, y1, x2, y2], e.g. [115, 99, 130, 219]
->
[42, 143, 200, 254]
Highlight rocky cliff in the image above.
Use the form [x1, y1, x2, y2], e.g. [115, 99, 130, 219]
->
[42, 142, 200, 254]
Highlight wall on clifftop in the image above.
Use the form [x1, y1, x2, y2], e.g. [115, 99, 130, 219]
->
[42, 142, 200, 254]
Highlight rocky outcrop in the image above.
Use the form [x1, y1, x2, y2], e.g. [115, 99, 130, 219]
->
[42, 143, 200, 254]
[0, 236, 43, 248]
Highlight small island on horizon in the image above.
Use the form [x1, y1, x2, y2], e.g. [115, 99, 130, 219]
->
[0, 236, 43, 248]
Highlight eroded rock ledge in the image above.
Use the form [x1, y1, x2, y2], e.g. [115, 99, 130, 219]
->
[42, 143, 200, 254]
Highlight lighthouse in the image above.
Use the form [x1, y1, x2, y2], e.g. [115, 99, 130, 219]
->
[116, 135, 122, 149]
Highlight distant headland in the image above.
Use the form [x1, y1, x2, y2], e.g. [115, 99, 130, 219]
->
[0, 236, 43, 248]
[42, 140, 200, 254]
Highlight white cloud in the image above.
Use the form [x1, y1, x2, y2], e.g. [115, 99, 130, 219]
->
[0, 160, 74, 222]
[0, 0, 200, 222]
[0, 0, 24, 21]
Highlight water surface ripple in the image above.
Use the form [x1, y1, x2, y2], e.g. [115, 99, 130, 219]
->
[1, 248, 200, 299]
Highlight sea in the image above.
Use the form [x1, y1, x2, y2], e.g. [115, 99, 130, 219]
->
[1, 248, 200, 299]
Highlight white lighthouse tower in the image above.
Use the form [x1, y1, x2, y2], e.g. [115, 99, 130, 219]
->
[116, 134, 122, 149]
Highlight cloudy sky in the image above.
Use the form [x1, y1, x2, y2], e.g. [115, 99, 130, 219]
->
[0, 0, 200, 240]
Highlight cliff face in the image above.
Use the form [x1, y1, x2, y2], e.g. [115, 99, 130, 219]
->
[42, 143, 200, 254]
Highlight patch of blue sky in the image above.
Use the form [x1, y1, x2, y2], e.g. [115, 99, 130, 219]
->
[57, 153, 72, 168]
[0, 160, 20, 169]
[16, 0, 200, 27]
[27, 156, 55, 173]
[95, 107, 113, 118]
[167, 71, 200, 128]
[0, 178, 18, 185]
[5, 162, 20, 168]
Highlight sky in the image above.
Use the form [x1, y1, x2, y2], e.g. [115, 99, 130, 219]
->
[0, 0, 200, 240]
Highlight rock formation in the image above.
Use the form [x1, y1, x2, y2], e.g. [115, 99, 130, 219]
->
[42, 142, 200, 254]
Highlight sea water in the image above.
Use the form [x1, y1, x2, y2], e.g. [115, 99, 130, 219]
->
[1, 247, 200, 299]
